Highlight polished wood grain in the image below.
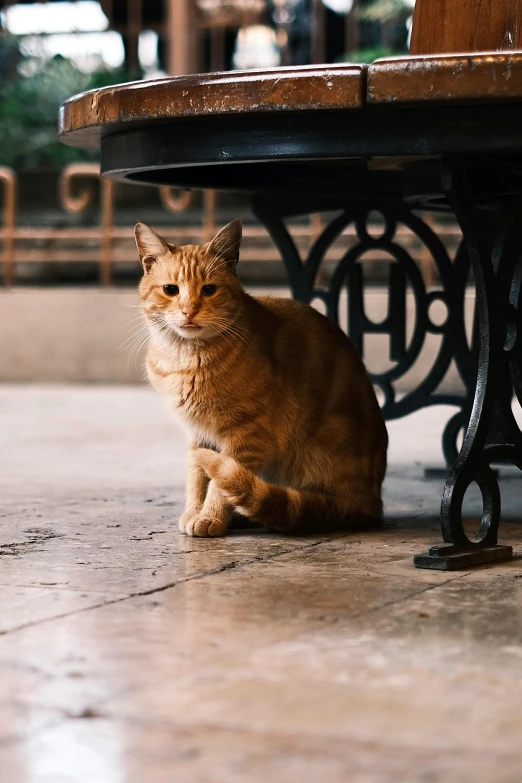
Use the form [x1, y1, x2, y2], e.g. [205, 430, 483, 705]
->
[367, 52, 522, 105]
[410, 0, 522, 55]
[59, 65, 365, 149]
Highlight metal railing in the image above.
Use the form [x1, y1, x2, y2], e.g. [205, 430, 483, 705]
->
[0, 164, 459, 286]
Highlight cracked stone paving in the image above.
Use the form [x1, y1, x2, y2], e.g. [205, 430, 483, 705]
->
[1, 385, 522, 782]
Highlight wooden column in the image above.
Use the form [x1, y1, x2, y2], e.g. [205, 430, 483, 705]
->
[410, 0, 522, 55]
[312, 0, 326, 64]
[167, 0, 194, 76]
[210, 25, 226, 72]
[345, 0, 359, 58]
[126, 0, 142, 73]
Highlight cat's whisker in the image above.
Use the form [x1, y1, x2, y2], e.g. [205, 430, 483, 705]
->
[126, 315, 146, 324]
[132, 320, 174, 367]
[124, 330, 149, 358]
[210, 319, 256, 356]
[118, 326, 149, 351]
[225, 329, 256, 355]
[210, 314, 256, 348]
[127, 327, 154, 368]
[122, 316, 165, 356]
[119, 318, 151, 343]
[208, 324, 237, 353]
[124, 315, 148, 329]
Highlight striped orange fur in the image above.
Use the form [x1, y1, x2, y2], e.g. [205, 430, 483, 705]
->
[135, 219, 388, 537]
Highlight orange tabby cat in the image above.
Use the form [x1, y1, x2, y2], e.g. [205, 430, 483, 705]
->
[135, 219, 388, 537]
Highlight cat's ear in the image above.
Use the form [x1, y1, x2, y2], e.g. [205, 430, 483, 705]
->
[207, 220, 242, 268]
[134, 223, 169, 273]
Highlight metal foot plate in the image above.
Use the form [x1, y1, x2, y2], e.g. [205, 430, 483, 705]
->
[413, 544, 513, 570]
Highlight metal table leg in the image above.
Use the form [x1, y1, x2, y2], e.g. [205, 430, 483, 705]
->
[415, 164, 522, 569]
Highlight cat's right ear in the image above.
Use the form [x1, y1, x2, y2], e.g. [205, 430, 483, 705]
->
[134, 223, 169, 273]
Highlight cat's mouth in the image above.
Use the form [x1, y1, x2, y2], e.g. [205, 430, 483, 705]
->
[175, 321, 205, 337]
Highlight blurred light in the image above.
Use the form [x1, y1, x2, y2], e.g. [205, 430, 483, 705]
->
[139, 30, 159, 73]
[272, 0, 301, 25]
[321, 0, 353, 13]
[3, 1, 108, 35]
[233, 24, 280, 69]
[20, 31, 124, 70]
[197, 0, 222, 12]
[275, 26, 288, 48]
[198, 0, 265, 14]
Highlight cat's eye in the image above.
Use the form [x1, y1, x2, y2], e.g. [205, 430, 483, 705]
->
[163, 284, 179, 296]
[202, 284, 217, 296]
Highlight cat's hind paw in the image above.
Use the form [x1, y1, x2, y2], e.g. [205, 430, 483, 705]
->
[184, 515, 229, 538]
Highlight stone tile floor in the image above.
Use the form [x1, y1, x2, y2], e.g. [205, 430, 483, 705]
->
[1, 385, 522, 783]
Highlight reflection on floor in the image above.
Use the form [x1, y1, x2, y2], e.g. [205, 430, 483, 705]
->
[1, 386, 521, 783]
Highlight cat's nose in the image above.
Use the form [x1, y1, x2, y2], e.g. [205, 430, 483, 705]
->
[181, 304, 199, 319]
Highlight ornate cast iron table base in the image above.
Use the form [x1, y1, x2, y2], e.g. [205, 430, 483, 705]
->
[253, 161, 522, 570]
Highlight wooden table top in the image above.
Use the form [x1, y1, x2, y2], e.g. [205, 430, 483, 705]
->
[59, 64, 365, 150]
[59, 53, 522, 153]
[368, 51, 522, 105]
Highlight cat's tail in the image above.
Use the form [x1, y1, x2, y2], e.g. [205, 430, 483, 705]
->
[195, 449, 381, 533]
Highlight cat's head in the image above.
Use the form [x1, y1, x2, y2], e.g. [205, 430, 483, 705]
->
[135, 220, 243, 342]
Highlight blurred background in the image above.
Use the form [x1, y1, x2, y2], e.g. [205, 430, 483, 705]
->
[0, 0, 463, 388]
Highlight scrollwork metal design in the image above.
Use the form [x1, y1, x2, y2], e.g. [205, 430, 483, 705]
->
[59, 164, 114, 284]
[159, 187, 193, 213]
[60, 163, 101, 214]
[253, 198, 473, 425]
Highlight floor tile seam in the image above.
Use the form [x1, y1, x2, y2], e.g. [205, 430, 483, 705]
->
[105, 534, 349, 601]
[256, 572, 470, 649]
[340, 572, 469, 622]
[0, 536, 345, 637]
[0, 540, 460, 640]
[0, 595, 129, 638]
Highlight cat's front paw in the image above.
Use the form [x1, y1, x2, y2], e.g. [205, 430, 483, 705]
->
[179, 510, 198, 534]
[184, 515, 229, 537]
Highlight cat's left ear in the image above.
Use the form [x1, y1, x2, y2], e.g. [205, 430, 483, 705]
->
[134, 222, 169, 273]
[207, 220, 242, 269]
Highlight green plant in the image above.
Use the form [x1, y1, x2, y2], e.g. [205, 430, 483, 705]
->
[0, 38, 134, 170]
[339, 46, 397, 63]
[358, 0, 414, 23]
